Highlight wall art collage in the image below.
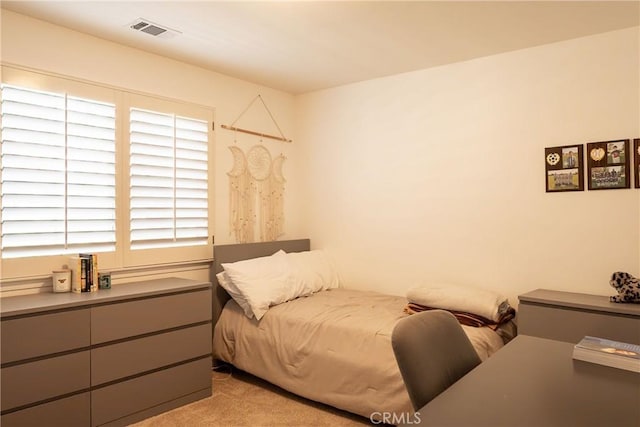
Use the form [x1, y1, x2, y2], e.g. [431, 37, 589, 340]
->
[545, 138, 639, 193]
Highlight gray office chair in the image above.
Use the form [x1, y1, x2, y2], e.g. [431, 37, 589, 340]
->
[391, 310, 482, 410]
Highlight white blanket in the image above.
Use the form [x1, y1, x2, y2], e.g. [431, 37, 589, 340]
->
[407, 284, 510, 322]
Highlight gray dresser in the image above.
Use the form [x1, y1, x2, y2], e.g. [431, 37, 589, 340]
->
[518, 289, 640, 345]
[1, 277, 212, 427]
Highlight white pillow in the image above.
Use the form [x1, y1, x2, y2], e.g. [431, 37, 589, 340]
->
[285, 250, 340, 294]
[220, 249, 341, 320]
[216, 271, 254, 318]
[221, 250, 290, 320]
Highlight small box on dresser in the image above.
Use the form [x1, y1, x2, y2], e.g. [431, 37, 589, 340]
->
[518, 289, 640, 345]
[1, 277, 212, 427]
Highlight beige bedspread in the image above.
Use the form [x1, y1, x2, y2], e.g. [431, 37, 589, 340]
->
[213, 288, 505, 419]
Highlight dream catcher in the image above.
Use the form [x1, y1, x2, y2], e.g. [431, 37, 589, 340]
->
[228, 145, 286, 243]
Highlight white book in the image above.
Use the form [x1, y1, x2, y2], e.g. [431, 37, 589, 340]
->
[573, 336, 640, 373]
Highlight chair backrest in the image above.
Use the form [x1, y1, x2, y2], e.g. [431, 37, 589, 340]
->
[391, 310, 482, 411]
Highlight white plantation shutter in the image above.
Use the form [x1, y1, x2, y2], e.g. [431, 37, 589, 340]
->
[1, 85, 116, 259]
[66, 97, 117, 248]
[129, 108, 208, 250]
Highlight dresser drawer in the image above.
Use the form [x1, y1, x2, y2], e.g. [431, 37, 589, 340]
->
[91, 323, 212, 385]
[1, 309, 90, 363]
[91, 289, 212, 344]
[518, 303, 640, 344]
[91, 357, 212, 426]
[0, 393, 90, 427]
[1, 351, 90, 410]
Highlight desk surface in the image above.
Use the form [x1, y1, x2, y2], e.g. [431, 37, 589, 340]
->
[407, 335, 640, 427]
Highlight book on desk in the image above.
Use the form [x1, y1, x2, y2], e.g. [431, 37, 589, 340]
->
[573, 336, 640, 373]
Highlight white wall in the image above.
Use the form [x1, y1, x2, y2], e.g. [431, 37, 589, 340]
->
[0, 10, 306, 288]
[296, 27, 640, 306]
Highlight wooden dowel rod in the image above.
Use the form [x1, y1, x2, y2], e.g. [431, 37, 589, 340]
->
[221, 124, 292, 143]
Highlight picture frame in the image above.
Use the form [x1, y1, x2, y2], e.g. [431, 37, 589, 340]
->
[635, 138, 639, 189]
[587, 139, 630, 190]
[545, 144, 583, 192]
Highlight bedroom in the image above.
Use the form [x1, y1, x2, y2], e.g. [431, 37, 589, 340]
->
[0, 1, 639, 426]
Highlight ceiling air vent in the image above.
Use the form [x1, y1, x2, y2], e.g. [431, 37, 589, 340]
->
[128, 18, 180, 39]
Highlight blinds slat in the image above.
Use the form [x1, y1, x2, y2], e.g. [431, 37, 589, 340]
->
[130, 164, 175, 178]
[67, 135, 117, 152]
[68, 172, 116, 185]
[130, 198, 175, 209]
[67, 208, 115, 220]
[131, 175, 174, 188]
[2, 181, 65, 196]
[2, 220, 65, 234]
[67, 160, 116, 174]
[67, 231, 116, 245]
[3, 154, 65, 171]
[2, 85, 65, 107]
[2, 233, 66, 248]
[2, 128, 66, 146]
[131, 186, 174, 198]
[2, 207, 65, 221]
[130, 208, 174, 219]
[1, 140, 66, 158]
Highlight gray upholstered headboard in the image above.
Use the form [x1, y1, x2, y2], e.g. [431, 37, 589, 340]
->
[211, 239, 311, 327]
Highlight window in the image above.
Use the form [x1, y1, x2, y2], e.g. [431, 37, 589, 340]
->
[1, 84, 116, 259]
[129, 108, 209, 250]
[122, 93, 214, 267]
[0, 69, 214, 279]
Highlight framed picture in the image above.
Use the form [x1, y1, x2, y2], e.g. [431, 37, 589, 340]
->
[635, 139, 639, 189]
[587, 139, 630, 190]
[545, 145, 583, 192]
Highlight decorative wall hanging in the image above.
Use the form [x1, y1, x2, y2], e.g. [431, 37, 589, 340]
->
[228, 145, 286, 243]
[634, 138, 639, 189]
[587, 139, 630, 190]
[222, 95, 292, 143]
[545, 144, 583, 192]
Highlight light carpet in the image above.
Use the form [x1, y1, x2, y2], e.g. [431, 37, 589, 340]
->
[130, 366, 373, 427]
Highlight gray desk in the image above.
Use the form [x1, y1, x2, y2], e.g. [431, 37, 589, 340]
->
[406, 335, 640, 427]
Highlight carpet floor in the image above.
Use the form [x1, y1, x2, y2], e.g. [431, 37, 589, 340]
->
[130, 366, 374, 427]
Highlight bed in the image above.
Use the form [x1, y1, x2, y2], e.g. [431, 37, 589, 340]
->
[212, 239, 512, 419]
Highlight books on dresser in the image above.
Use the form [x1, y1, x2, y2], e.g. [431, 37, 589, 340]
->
[69, 253, 99, 293]
[573, 336, 640, 373]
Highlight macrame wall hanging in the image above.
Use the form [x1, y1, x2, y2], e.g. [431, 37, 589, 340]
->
[223, 95, 290, 243]
[228, 146, 285, 243]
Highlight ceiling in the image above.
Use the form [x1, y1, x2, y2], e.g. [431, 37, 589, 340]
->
[2, 1, 639, 94]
